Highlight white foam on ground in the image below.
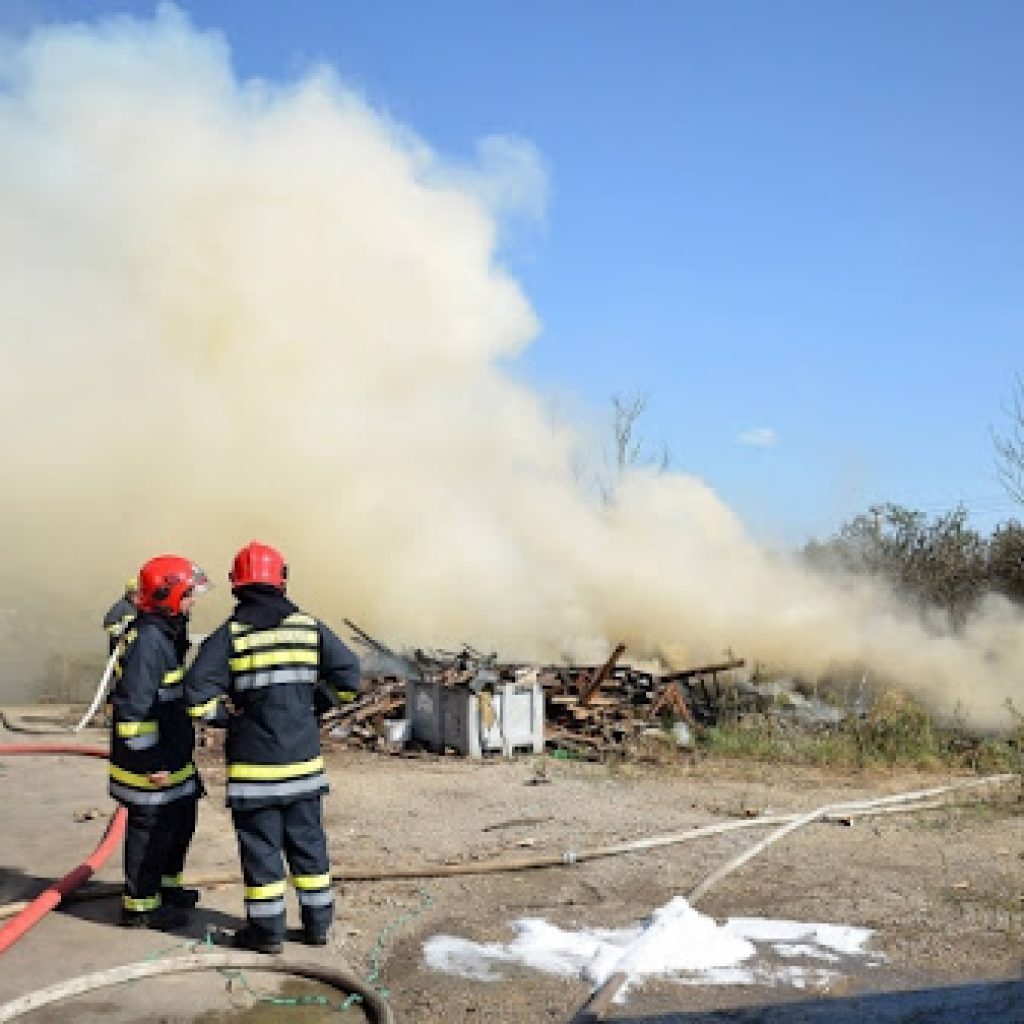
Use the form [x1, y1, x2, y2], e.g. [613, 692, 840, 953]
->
[726, 917, 875, 956]
[423, 896, 882, 1001]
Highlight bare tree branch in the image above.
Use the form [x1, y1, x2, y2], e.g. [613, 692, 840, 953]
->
[656, 441, 672, 473]
[589, 391, 673, 505]
[993, 372, 1024, 505]
[611, 391, 648, 474]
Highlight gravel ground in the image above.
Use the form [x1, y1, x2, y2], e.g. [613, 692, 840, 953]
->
[1, 717, 1022, 1022]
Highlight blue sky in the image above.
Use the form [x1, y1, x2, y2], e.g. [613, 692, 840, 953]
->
[6, 0, 1023, 544]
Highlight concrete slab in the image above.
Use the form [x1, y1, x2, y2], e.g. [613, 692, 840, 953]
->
[0, 723, 369, 1022]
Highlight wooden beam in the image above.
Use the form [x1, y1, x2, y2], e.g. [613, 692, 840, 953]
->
[578, 643, 627, 706]
[659, 657, 745, 684]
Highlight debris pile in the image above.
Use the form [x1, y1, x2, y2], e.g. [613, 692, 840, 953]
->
[322, 675, 406, 746]
[322, 622, 761, 760]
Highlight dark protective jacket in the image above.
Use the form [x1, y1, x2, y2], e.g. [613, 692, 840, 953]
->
[108, 612, 199, 807]
[103, 596, 137, 653]
[184, 587, 360, 809]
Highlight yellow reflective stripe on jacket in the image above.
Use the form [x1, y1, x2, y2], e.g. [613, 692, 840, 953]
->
[230, 612, 316, 634]
[162, 667, 184, 685]
[233, 610, 319, 626]
[335, 690, 357, 703]
[108, 762, 196, 790]
[292, 873, 331, 891]
[245, 880, 287, 901]
[115, 720, 158, 738]
[231, 627, 319, 653]
[228, 649, 319, 674]
[188, 698, 219, 719]
[123, 894, 161, 912]
[227, 756, 324, 781]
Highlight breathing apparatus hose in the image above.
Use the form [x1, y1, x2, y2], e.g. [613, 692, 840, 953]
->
[4, 635, 204, 736]
[0, 743, 125, 955]
[0, 651, 117, 735]
[71, 650, 118, 732]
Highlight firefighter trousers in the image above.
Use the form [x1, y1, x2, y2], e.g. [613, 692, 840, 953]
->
[122, 796, 197, 916]
[232, 796, 334, 943]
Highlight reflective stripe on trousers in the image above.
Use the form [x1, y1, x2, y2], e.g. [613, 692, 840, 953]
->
[247, 897, 287, 918]
[122, 894, 161, 913]
[293, 872, 333, 908]
[297, 888, 334, 908]
[226, 772, 327, 802]
[245, 879, 287, 920]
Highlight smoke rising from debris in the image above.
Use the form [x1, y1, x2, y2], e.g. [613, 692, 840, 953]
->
[0, 7, 1020, 728]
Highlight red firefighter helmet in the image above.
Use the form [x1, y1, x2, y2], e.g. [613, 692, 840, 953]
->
[137, 555, 209, 615]
[229, 541, 287, 591]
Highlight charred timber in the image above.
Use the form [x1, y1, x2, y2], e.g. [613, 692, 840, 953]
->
[577, 644, 627, 706]
[660, 658, 745, 683]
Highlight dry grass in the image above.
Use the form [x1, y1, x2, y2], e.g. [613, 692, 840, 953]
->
[700, 693, 1024, 776]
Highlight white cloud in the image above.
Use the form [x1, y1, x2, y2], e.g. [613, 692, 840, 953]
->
[738, 428, 778, 447]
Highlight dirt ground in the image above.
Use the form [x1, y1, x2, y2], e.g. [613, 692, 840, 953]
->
[1, 712, 1022, 1022]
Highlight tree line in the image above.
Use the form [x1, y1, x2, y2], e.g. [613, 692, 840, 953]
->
[802, 504, 1024, 627]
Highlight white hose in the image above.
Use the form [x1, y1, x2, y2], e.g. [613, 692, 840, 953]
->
[571, 772, 1018, 1022]
[0, 776, 1013, 922]
[70, 632, 207, 734]
[0, 952, 394, 1023]
[71, 650, 118, 733]
[687, 772, 1015, 903]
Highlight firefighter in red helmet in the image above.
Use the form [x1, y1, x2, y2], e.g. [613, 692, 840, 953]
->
[109, 554, 209, 930]
[185, 541, 359, 953]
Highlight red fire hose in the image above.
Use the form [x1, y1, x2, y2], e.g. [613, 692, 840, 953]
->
[0, 743, 125, 954]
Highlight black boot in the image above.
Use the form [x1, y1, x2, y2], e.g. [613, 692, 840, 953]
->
[303, 927, 329, 947]
[119, 904, 187, 931]
[161, 886, 200, 909]
[233, 925, 283, 955]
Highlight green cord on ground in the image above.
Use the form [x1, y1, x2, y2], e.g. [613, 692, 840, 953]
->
[143, 888, 434, 1014]
[341, 887, 434, 1009]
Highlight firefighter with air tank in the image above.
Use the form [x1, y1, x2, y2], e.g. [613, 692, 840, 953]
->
[108, 555, 209, 930]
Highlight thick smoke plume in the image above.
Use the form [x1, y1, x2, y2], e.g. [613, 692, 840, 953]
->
[0, 7, 1020, 728]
